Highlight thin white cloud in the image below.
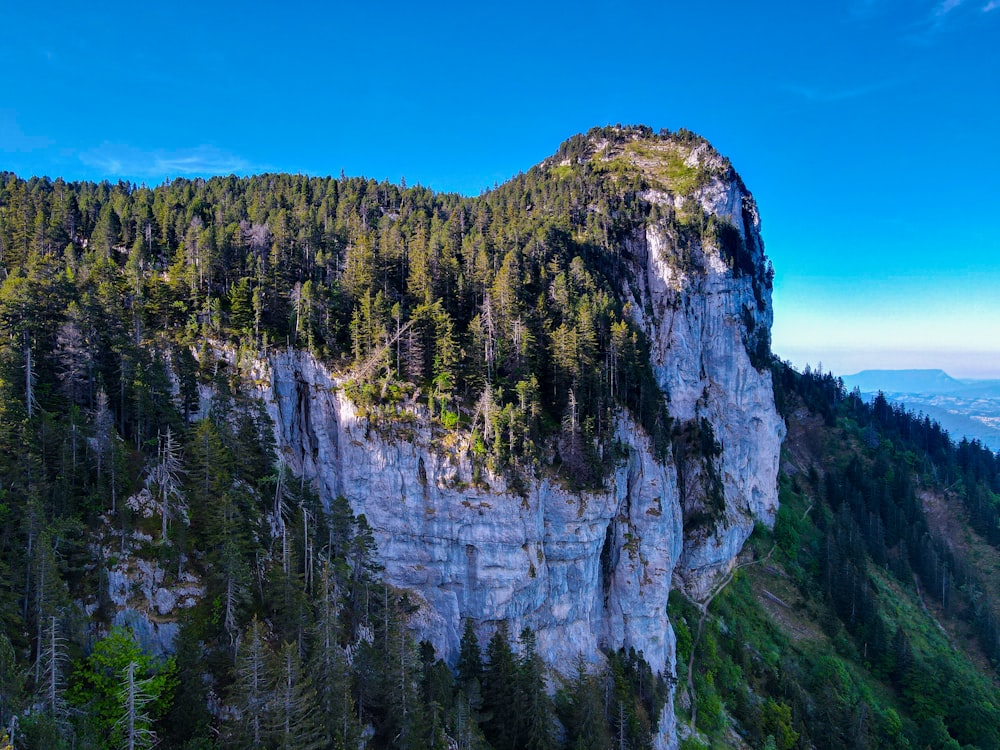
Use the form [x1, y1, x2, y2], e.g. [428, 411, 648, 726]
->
[920, 0, 999, 34]
[79, 143, 251, 179]
[854, 0, 996, 42]
[935, 0, 966, 15]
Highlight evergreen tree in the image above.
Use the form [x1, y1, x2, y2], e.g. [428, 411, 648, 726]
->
[516, 627, 556, 750]
[0, 632, 23, 736]
[227, 617, 271, 749]
[482, 622, 519, 750]
[269, 641, 328, 750]
[161, 617, 211, 748]
[456, 618, 483, 694]
[309, 561, 360, 750]
[556, 656, 612, 750]
[148, 427, 186, 543]
[376, 592, 427, 749]
[115, 660, 158, 750]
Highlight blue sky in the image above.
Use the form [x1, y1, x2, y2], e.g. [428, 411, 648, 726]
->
[3, 0, 998, 377]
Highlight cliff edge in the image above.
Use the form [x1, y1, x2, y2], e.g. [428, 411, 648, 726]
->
[247, 127, 785, 748]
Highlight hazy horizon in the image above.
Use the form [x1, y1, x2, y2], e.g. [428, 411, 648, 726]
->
[776, 346, 1000, 380]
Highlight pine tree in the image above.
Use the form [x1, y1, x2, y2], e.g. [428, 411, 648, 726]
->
[28, 526, 69, 694]
[229, 276, 255, 335]
[37, 616, 70, 728]
[309, 561, 361, 750]
[0, 632, 24, 735]
[516, 627, 556, 750]
[482, 622, 519, 750]
[115, 661, 157, 750]
[228, 617, 270, 749]
[91, 387, 123, 512]
[269, 641, 328, 750]
[418, 641, 456, 750]
[556, 656, 612, 750]
[54, 302, 93, 406]
[174, 345, 199, 424]
[162, 618, 211, 748]
[456, 618, 483, 693]
[377, 592, 427, 749]
[148, 428, 186, 543]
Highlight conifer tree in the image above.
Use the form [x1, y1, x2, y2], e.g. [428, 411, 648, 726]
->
[54, 303, 93, 406]
[377, 592, 427, 749]
[27, 527, 69, 692]
[37, 616, 70, 728]
[270, 641, 328, 750]
[91, 387, 126, 514]
[149, 427, 186, 543]
[516, 627, 556, 750]
[115, 660, 157, 750]
[482, 622, 519, 750]
[456, 618, 483, 693]
[0, 632, 23, 736]
[556, 656, 613, 750]
[310, 561, 361, 750]
[228, 617, 270, 749]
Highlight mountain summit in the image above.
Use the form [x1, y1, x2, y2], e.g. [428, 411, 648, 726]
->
[0, 126, 785, 749]
[251, 126, 785, 746]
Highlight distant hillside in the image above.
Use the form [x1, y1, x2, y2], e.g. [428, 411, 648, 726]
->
[843, 369, 964, 394]
[843, 369, 1000, 451]
[672, 362, 1000, 750]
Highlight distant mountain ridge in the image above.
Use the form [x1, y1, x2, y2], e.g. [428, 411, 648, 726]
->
[843, 368, 964, 394]
[842, 368, 1000, 451]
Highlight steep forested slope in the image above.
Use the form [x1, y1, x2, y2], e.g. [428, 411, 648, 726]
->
[0, 125, 768, 749]
[671, 364, 1000, 749]
[0, 125, 997, 750]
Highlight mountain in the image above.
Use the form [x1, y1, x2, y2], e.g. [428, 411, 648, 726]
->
[0, 125, 781, 750]
[227, 127, 783, 750]
[843, 369, 1000, 451]
[680, 364, 1000, 749]
[0, 128, 998, 750]
[842, 369, 965, 395]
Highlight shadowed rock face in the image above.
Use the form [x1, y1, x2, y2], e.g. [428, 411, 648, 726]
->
[247, 134, 785, 750]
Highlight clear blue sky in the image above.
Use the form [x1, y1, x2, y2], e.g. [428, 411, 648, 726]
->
[3, 0, 998, 378]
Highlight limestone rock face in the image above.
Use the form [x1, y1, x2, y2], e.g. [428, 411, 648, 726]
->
[623, 168, 786, 601]
[254, 352, 683, 674]
[89, 525, 204, 657]
[247, 138, 784, 750]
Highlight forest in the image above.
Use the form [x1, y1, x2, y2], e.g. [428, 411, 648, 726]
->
[1, 125, 999, 749]
[0, 126, 728, 749]
[670, 364, 1000, 749]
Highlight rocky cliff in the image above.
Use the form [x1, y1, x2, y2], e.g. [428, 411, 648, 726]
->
[240, 131, 785, 749]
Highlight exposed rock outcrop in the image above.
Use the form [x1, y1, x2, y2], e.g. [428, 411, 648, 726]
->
[242, 132, 785, 749]
[86, 521, 204, 658]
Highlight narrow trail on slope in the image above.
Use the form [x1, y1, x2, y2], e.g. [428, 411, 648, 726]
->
[911, 572, 953, 645]
[684, 504, 812, 734]
[685, 543, 774, 733]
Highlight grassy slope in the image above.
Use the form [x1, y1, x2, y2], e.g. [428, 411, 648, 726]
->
[671, 385, 1000, 750]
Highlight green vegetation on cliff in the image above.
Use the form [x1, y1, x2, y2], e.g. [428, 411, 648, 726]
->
[0, 127, 754, 749]
[4, 127, 997, 750]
